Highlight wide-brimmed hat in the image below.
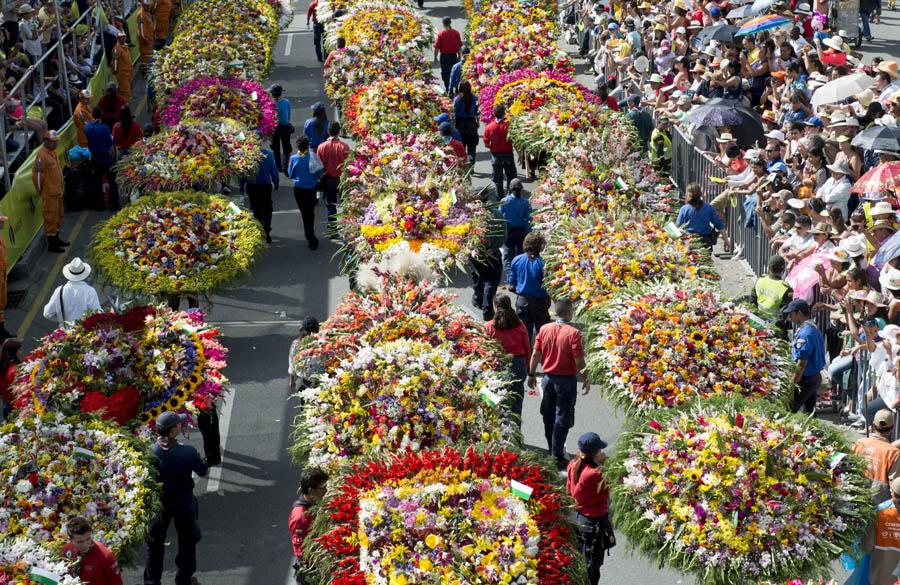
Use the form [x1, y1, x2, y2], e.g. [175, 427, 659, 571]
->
[872, 201, 895, 216]
[855, 88, 875, 108]
[62, 257, 91, 281]
[787, 198, 807, 209]
[796, 2, 812, 12]
[823, 35, 844, 51]
[810, 222, 832, 235]
[866, 290, 887, 306]
[881, 267, 900, 290]
[761, 110, 777, 123]
[827, 160, 852, 175]
[764, 129, 786, 143]
[716, 132, 734, 143]
[877, 60, 900, 79]
[840, 234, 867, 257]
[16, 4, 35, 13]
[649, 73, 664, 84]
[826, 248, 851, 264]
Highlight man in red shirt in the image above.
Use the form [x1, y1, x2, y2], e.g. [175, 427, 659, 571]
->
[439, 122, 468, 163]
[62, 516, 123, 585]
[434, 17, 462, 94]
[289, 467, 329, 584]
[316, 121, 350, 224]
[527, 299, 590, 469]
[306, 0, 324, 62]
[483, 104, 517, 199]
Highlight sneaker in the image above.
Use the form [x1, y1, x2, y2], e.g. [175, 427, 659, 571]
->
[204, 457, 221, 467]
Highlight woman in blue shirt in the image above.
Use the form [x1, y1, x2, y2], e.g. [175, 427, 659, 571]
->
[453, 80, 479, 165]
[288, 135, 323, 250]
[676, 182, 725, 248]
[303, 102, 329, 152]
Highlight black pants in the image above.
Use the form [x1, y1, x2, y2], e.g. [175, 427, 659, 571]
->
[504, 226, 527, 273]
[540, 374, 577, 460]
[91, 156, 120, 211]
[320, 176, 340, 224]
[574, 513, 613, 585]
[471, 252, 502, 320]
[144, 499, 201, 585]
[197, 407, 221, 462]
[509, 355, 527, 421]
[793, 372, 821, 413]
[246, 183, 273, 236]
[491, 153, 517, 199]
[515, 293, 550, 345]
[457, 118, 479, 164]
[439, 53, 459, 93]
[293, 186, 319, 246]
[313, 23, 324, 61]
[272, 124, 292, 171]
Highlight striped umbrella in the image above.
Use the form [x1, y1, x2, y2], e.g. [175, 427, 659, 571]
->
[734, 14, 792, 36]
[851, 161, 900, 193]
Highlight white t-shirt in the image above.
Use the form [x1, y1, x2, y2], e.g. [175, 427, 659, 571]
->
[19, 18, 42, 56]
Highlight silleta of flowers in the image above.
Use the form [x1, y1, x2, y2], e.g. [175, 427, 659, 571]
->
[0, 414, 160, 561]
[161, 76, 277, 136]
[1, 538, 85, 585]
[478, 68, 600, 124]
[585, 283, 791, 413]
[344, 79, 452, 138]
[12, 306, 229, 426]
[466, 7, 555, 47]
[293, 338, 512, 471]
[608, 398, 873, 584]
[323, 46, 432, 104]
[326, 1, 434, 54]
[92, 192, 264, 295]
[117, 118, 263, 193]
[544, 213, 715, 310]
[462, 27, 572, 93]
[302, 448, 587, 585]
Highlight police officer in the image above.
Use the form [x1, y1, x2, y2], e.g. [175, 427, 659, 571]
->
[144, 411, 208, 585]
[782, 299, 826, 413]
[751, 255, 793, 339]
[649, 115, 672, 173]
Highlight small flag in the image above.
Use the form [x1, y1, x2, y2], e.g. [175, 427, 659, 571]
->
[72, 447, 96, 461]
[663, 222, 682, 239]
[829, 452, 847, 470]
[480, 389, 501, 407]
[746, 312, 768, 329]
[29, 567, 62, 585]
[228, 202, 242, 215]
[510, 479, 533, 500]
[614, 177, 628, 191]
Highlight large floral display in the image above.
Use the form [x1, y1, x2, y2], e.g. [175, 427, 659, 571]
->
[463, 27, 572, 92]
[160, 77, 277, 136]
[326, 1, 434, 53]
[585, 284, 791, 413]
[344, 79, 452, 138]
[92, 192, 264, 295]
[12, 306, 229, 426]
[0, 414, 159, 561]
[117, 119, 263, 193]
[323, 46, 432, 103]
[508, 99, 630, 158]
[544, 213, 715, 309]
[466, 7, 555, 46]
[302, 448, 587, 585]
[478, 68, 600, 124]
[608, 399, 872, 584]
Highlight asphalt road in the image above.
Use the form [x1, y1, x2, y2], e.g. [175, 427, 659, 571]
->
[5, 2, 900, 584]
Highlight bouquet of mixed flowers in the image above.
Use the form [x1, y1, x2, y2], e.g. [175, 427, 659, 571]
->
[1, 538, 85, 585]
[267, 0, 293, 28]
[161, 77, 277, 136]
[585, 283, 790, 413]
[507, 99, 620, 157]
[344, 79, 451, 137]
[326, 1, 434, 54]
[478, 68, 599, 124]
[315, 0, 362, 24]
[0, 414, 160, 562]
[466, 7, 555, 47]
[608, 397, 873, 584]
[544, 213, 715, 310]
[323, 46, 433, 103]
[117, 118, 263, 193]
[462, 28, 572, 92]
[464, 0, 558, 15]
[292, 338, 513, 471]
[92, 192, 264, 295]
[12, 306, 229, 427]
[302, 448, 587, 585]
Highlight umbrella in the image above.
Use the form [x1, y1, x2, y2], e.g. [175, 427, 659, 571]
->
[851, 161, 900, 193]
[810, 72, 875, 108]
[734, 14, 792, 36]
[691, 24, 738, 49]
[749, 0, 776, 13]
[874, 229, 900, 267]
[726, 4, 760, 18]
[684, 98, 765, 147]
[852, 125, 900, 152]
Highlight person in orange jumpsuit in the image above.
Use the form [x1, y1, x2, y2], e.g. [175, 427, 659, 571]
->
[31, 130, 68, 253]
[112, 31, 133, 102]
[136, 0, 154, 65]
[152, 0, 173, 49]
[73, 89, 93, 148]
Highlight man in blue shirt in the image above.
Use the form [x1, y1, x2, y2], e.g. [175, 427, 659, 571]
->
[433, 113, 461, 141]
[271, 85, 293, 174]
[448, 47, 466, 96]
[508, 231, 550, 343]
[84, 108, 120, 211]
[783, 299, 826, 413]
[241, 148, 280, 243]
[499, 178, 532, 273]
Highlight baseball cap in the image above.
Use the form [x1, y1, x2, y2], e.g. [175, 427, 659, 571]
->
[782, 299, 811, 314]
[803, 117, 824, 127]
[875, 409, 895, 431]
[710, 6, 721, 16]
[155, 411, 187, 434]
[433, 112, 451, 124]
[578, 432, 608, 455]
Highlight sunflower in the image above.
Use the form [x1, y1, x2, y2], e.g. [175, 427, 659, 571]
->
[689, 331, 707, 344]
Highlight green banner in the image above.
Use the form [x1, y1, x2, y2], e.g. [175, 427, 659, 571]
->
[2, 8, 140, 272]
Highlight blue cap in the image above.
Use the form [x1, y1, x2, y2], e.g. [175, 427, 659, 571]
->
[433, 112, 451, 124]
[769, 161, 788, 174]
[607, 22, 618, 30]
[311, 102, 325, 113]
[710, 6, 721, 16]
[578, 432, 608, 455]
[782, 298, 811, 314]
[155, 411, 187, 434]
[438, 121, 452, 133]
[803, 116, 824, 127]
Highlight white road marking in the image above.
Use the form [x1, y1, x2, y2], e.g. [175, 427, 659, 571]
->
[272, 209, 300, 215]
[284, 33, 294, 56]
[285, 562, 296, 585]
[206, 393, 235, 493]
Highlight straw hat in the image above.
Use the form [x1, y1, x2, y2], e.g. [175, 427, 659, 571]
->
[810, 222, 832, 235]
[881, 268, 900, 291]
[716, 132, 735, 143]
[827, 248, 851, 264]
[855, 88, 875, 108]
[871, 201, 895, 216]
[62, 258, 91, 282]
[827, 160, 852, 175]
[840, 234, 867, 257]
[866, 290, 888, 307]
[823, 35, 844, 51]
[877, 60, 900, 79]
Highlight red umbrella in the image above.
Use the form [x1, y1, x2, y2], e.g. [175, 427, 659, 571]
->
[851, 161, 900, 193]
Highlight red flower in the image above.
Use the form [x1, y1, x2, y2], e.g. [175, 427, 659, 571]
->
[649, 420, 662, 431]
[80, 386, 141, 425]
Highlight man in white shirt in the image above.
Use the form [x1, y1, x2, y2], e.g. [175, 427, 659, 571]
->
[43, 257, 101, 327]
[817, 160, 853, 219]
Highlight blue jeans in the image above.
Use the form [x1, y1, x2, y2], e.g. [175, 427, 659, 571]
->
[827, 354, 855, 389]
[491, 153, 517, 199]
[540, 374, 577, 460]
[861, 11, 872, 38]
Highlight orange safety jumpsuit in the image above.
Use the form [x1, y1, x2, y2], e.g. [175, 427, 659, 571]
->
[113, 42, 133, 101]
[32, 146, 64, 236]
[152, 0, 173, 43]
[136, 6, 154, 63]
[868, 500, 900, 585]
[73, 101, 93, 147]
[854, 435, 900, 503]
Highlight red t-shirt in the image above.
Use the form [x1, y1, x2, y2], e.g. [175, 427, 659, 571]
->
[483, 119, 513, 154]
[61, 542, 122, 585]
[566, 460, 609, 518]
[317, 138, 350, 178]
[112, 122, 143, 149]
[605, 96, 619, 111]
[434, 28, 462, 55]
[0, 363, 17, 404]
[448, 137, 467, 159]
[534, 321, 583, 376]
[306, 0, 318, 23]
[288, 503, 312, 559]
[821, 49, 847, 67]
[484, 321, 531, 358]
[729, 157, 748, 174]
